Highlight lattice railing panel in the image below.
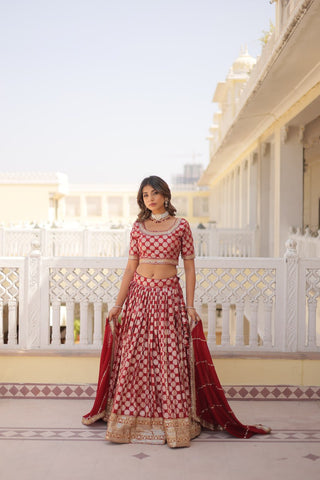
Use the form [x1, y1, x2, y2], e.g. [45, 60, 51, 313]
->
[4, 231, 39, 256]
[49, 267, 124, 302]
[194, 267, 276, 304]
[0, 266, 21, 346]
[304, 268, 320, 348]
[0, 268, 20, 302]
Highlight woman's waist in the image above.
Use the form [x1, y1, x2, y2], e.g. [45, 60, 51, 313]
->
[136, 262, 177, 279]
[139, 257, 178, 266]
[133, 271, 180, 288]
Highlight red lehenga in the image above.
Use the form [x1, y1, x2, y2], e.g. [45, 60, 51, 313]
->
[82, 272, 270, 447]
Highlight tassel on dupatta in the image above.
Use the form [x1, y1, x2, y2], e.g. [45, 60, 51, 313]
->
[191, 320, 271, 438]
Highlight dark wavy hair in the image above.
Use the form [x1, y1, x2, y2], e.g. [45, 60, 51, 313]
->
[136, 176, 176, 222]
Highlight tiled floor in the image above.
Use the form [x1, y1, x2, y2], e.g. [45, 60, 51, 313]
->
[1, 398, 320, 480]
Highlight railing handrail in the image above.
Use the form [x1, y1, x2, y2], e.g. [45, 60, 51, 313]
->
[0, 238, 319, 354]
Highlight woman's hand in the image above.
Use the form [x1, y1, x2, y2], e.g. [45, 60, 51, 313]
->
[187, 307, 200, 330]
[108, 306, 122, 333]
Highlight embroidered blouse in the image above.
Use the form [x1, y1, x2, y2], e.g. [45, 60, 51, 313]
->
[128, 217, 195, 265]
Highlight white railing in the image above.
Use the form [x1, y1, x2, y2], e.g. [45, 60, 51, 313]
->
[289, 227, 320, 257]
[0, 225, 257, 258]
[0, 239, 319, 353]
[194, 227, 256, 257]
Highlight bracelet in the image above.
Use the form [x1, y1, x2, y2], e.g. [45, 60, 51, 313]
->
[186, 306, 196, 310]
[113, 305, 122, 309]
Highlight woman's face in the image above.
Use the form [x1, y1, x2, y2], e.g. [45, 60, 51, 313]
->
[142, 184, 166, 214]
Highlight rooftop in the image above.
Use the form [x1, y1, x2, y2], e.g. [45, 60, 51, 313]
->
[1, 397, 319, 480]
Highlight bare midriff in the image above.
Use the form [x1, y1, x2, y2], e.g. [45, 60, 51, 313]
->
[136, 263, 177, 279]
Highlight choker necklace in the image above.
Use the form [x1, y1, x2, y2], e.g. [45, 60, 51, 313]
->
[151, 211, 169, 222]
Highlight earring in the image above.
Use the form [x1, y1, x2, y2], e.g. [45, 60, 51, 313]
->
[164, 199, 169, 208]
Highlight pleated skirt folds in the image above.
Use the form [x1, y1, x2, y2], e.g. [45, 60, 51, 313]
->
[104, 272, 201, 447]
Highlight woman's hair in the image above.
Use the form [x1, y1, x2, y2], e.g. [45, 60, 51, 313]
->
[136, 175, 177, 222]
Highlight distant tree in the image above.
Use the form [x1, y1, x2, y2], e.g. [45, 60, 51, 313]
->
[260, 20, 275, 46]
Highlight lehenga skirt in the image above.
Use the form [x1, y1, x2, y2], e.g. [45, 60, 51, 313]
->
[82, 273, 270, 447]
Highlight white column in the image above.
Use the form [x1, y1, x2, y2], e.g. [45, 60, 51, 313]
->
[242, 161, 248, 227]
[259, 142, 271, 256]
[246, 157, 251, 227]
[239, 164, 244, 228]
[249, 153, 258, 228]
[273, 125, 303, 256]
[235, 167, 240, 228]
[227, 176, 231, 227]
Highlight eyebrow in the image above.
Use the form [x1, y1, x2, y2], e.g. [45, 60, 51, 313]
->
[143, 189, 157, 195]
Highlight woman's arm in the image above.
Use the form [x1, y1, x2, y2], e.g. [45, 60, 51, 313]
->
[183, 258, 199, 326]
[108, 258, 139, 322]
[184, 258, 196, 307]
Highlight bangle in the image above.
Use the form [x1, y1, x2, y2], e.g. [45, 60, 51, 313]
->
[113, 305, 122, 309]
[186, 306, 195, 310]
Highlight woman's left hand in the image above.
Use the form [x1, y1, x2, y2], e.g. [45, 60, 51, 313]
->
[187, 308, 200, 329]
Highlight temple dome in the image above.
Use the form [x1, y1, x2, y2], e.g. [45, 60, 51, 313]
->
[232, 47, 256, 75]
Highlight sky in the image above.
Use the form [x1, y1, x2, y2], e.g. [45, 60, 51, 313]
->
[0, 0, 275, 186]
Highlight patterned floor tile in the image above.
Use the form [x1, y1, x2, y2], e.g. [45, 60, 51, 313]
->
[0, 427, 319, 443]
[1, 383, 320, 400]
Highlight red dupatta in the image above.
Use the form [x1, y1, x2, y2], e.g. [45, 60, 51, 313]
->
[191, 320, 270, 438]
[82, 320, 114, 424]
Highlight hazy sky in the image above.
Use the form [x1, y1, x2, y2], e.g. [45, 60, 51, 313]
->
[0, 0, 274, 185]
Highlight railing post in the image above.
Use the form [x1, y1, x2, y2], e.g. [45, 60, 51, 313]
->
[249, 300, 259, 348]
[83, 227, 89, 256]
[284, 238, 299, 352]
[0, 226, 4, 256]
[7, 299, 17, 345]
[65, 300, 75, 346]
[0, 299, 3, 345]
[26, 240, 42, 348]
[307, 299, 317, 348]
[93, 301, 102, 346]
[80, 300, 89, 345]
[235, 300, 245, 346]
[51, 300, 61, 346]
[221, 301, 230, 346]
[209, 223, 218, 256]
[40, 227, 48, 256]
[207, 302, 216, 352]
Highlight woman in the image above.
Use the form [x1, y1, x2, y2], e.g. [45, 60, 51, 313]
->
[82, 175, 271, 447]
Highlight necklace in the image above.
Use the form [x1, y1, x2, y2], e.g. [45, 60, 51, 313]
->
[151, 211, 169, 222]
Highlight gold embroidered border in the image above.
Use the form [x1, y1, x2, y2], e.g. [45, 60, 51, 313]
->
[105, 413, 201, 448]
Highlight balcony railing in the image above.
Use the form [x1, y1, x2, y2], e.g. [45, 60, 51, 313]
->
[0, 238, 319, 353]
[0, 225, 257, 258]
[289, 227, 320, 258]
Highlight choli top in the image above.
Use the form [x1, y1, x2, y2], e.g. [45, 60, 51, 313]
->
[128, 217, 195, 266]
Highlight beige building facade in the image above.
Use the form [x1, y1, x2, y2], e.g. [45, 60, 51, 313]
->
[200, 0, 320, 256]
[0, 173, 209, 227]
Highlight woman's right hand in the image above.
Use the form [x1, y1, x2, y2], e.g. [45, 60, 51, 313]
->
[108, 306, 122, 333]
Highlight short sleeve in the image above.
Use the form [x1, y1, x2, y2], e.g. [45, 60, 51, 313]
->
[128, 223, 139, 260]
[181, 220, 195, 260]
